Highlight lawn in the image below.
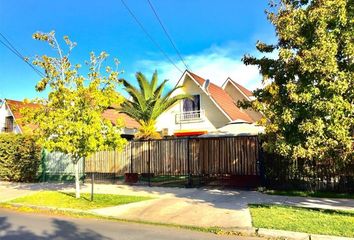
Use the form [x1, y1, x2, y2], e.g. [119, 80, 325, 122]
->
[264, 190, 354, 199]
[249, 204, 354, 237]
[9, 191, 152, 210]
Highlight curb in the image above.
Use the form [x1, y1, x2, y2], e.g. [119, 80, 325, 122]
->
[256, 228, 354, 240]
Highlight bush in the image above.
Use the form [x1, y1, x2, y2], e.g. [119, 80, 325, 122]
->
[0, 133, 41, 182]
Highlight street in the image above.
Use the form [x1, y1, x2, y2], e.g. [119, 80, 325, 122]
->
[0, 209, 259, 240]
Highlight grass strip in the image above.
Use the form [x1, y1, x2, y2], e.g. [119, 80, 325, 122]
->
[9, 191, 152, 210]
[263, 190, 354, 199]
[249, 204, 354, 237]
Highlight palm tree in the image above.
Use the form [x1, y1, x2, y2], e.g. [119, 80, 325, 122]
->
[120, 71, 190, 139]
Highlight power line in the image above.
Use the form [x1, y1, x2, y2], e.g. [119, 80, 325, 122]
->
[146, 0, 190, 71]
[0, 32, 45, 78]
[120, 0, 183, 73]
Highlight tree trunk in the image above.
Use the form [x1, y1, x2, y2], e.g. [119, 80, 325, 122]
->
[75, 161, 80, 198]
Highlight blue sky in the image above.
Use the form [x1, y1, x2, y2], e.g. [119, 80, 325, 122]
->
[0, 0, 275, 100]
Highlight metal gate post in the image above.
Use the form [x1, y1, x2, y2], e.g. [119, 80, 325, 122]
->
[148, 140, 151, 187]
[130, 141, 133, 173]
[90, 172, 94, 202]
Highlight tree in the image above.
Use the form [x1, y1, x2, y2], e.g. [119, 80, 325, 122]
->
[24, 31, 126, 198]
[242, 0, 353, 163]
[120, 71, 190, 139]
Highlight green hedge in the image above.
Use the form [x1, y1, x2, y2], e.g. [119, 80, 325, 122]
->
[0, 134, 41, 182]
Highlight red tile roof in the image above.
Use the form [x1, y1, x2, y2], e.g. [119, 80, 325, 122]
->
[186, 71, 253, 122]
[102, 108, 140, 129]
[229, 79, 253, 97]
[188, 71, 253, 122]
[5, 99, 140, 131]
[6, 99, 40, 120]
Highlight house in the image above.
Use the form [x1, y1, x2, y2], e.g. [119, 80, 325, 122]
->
[0, 99, 139, 138]
[102, 107, 139, 140]
[0, 99, 38, 133]
[155, 70, 263, 137]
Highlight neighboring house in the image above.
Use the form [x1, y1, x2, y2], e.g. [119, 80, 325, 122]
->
[155, 70, 263, 137]
[0, 99, 38, 133]
[0, 99, 139, 139]
[102, 107, 139, 139]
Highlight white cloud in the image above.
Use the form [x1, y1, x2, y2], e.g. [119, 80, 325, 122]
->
[135, 43, 263, 91]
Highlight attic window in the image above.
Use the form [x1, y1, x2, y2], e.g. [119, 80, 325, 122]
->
[5, 116, 14, 132]
[183, 95, 200, 112]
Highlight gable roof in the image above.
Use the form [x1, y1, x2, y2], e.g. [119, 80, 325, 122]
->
[5, 99, 41, 132]
[5, 99, 40, 120]
[186, 71, 253, 122]
[4, 99, 140, 132]
[228, 78, 253, 97]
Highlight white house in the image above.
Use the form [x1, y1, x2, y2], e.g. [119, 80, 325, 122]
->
[155, 70, 263, 137]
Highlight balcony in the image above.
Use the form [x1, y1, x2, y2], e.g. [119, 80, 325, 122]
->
[175, 110, 205, 123]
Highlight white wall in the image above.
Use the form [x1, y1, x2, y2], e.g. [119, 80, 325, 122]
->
[155, 75, 230, 136]
[0, 101, 22, 134]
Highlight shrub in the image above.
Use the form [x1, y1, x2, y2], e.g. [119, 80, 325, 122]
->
[0, 133, 41, 182]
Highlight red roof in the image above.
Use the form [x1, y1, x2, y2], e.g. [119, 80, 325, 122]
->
[229, 79, 253, 97]
[6, 99, 40, 120]
[6, 99, 139, 131]
[102, 108, 140, 129]
[186, 71, 253, 122]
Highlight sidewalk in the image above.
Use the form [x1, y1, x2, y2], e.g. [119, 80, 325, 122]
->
[1, 181, 354, 230]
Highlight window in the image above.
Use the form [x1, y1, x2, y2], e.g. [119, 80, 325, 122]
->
[183, 95, 200, 112]
[5, 116, 14, 132]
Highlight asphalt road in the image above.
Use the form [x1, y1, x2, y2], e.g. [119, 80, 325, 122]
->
[0, 209, 260, 240]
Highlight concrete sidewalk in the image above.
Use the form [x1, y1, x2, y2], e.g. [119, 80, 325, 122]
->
[1, 181, 354, 230]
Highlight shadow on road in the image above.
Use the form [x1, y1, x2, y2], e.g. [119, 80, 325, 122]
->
[0, 216, 111, 240]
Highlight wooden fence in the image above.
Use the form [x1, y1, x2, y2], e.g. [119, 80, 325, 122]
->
[84, 136, 261, 186]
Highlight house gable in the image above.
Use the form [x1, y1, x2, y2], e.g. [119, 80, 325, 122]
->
[0, 99, 30, 133]
[186, 71, 253, 123]
[222, 78, 263, 122]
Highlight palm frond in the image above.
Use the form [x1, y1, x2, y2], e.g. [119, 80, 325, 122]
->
[136, 72, 152, 99]
[150, 70, 159, 92]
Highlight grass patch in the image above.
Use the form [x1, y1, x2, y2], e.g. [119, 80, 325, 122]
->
[9, 191, 152, 210]
[263, 190, 354, 199]
[249, 204, 354, 237]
